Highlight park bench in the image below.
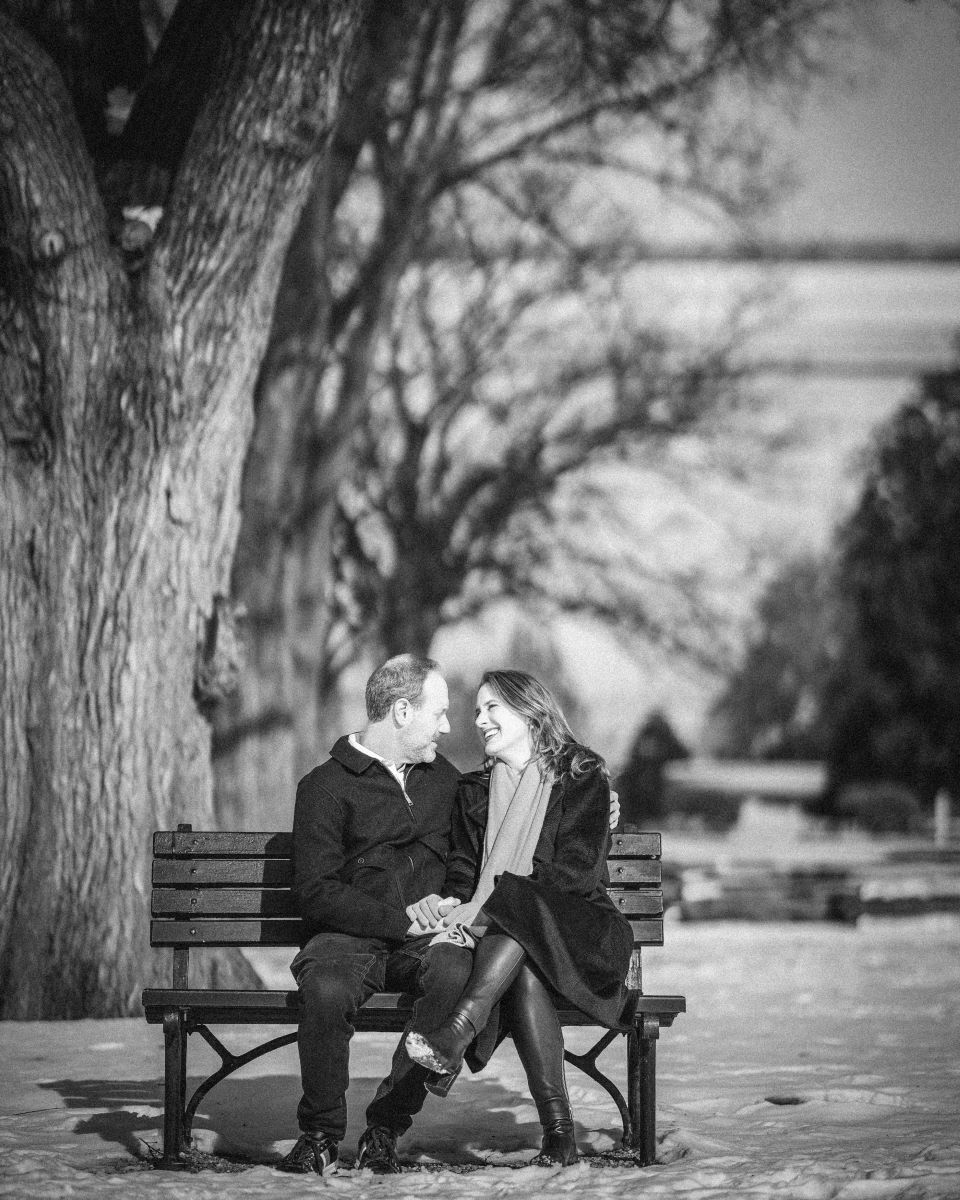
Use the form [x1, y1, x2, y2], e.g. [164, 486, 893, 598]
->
[141, 824, 686, 1168]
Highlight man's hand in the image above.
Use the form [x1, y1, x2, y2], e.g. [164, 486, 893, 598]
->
[609, 788, 621, 830]
[405, 894, 461, 935]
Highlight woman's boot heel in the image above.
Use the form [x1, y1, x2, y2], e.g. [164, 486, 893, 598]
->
[534, 1118, 578, 1166]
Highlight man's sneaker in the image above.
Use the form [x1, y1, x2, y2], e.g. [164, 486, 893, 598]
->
[356, 1125, 402, 1173]
[276, 1132, 339, 1174]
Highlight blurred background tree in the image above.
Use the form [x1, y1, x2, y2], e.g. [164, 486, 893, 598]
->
[704, 353, 960, 831]
[821, 358, 960, 816]
[706, 552, 840, 760]
[215, 0, 867, 827]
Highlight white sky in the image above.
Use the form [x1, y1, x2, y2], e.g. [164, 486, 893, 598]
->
[765, 0, 960, 242]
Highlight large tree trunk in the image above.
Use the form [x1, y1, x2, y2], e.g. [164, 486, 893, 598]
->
[0, 359, 253, 1016]
[0, 1, 369, 1017]
[211, 187, 344, 831]
[212, 1, 422, 829]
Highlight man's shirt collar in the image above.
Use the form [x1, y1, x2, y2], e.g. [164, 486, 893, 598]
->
[348, 733, 412, 794]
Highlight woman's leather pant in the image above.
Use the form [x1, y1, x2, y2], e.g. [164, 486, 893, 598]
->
[502, 963, 572, 1129]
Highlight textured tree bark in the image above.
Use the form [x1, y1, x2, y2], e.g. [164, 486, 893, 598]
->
[212, 2, 418, 827]
[0, 0, 370, 1017]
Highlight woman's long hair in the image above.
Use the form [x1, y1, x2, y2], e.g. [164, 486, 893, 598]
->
[479, 669, 607, 781]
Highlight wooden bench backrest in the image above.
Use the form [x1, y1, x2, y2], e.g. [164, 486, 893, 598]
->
[150, 827, 663, 989]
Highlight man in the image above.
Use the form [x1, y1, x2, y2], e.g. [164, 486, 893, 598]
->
[278, 653, 619, 1175]
[277, 654, 471, 1176]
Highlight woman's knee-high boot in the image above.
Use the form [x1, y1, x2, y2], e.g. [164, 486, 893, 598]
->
[505, 965, 578, 1166]
[405, 933, 527, 1075]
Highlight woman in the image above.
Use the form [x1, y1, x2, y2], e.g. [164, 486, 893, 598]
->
[404, 669, 634, 1166]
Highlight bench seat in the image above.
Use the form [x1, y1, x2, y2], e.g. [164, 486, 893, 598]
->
[142, 987, 686, 1028]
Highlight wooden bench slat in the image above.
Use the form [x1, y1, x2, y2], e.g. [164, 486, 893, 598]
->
[151, 915, 664, 948]
[153, 830, 664, 860]
[141, 989, 408, 1017]
[141, 987, 686, 1027]
[142, 988, 687, 1013]
[608, 861, 661, 884]
[152, 857, 660, 887]
[152, 888, 298, 917]
[607, 889, 663, 915]
[154, 831, 293, 857]
[151, 918, 302, 946]
[628, 918, 664, 945]
[609, 832, 661, 857]
[153, 887, 662, 918]
[153, 859, 293, 886]
[141, 990, 414, 1031]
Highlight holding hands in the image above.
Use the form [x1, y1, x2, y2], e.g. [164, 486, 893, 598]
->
[405, 893, 461, 936]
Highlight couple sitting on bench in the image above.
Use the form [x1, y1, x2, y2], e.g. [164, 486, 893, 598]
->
[278, 655, 631, 1175]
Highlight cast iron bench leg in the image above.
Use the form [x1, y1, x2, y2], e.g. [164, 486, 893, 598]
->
[628, 1014, 660, 1165]
[160, 1010, 188, 1167]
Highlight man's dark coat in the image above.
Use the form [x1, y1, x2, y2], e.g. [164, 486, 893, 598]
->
[292, 735, 461, 944]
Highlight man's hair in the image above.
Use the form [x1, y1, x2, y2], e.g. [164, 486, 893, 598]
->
[365, 654, 441, 721]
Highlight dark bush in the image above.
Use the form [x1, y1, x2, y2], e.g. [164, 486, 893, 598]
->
[661, 784, 742, 833]
[834, 781, 925, 835]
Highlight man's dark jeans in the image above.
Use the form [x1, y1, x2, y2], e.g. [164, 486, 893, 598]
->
[291, 930, 473, 1141]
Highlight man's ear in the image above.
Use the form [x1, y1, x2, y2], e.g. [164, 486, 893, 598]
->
[393, 697, 412, 726]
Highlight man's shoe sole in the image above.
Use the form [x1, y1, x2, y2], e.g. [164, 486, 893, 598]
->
[357, 1157, 402, 1174]
[276, 1160, 339, 1175]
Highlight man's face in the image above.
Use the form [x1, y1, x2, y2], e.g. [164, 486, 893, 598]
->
[398, 671, 451, 763]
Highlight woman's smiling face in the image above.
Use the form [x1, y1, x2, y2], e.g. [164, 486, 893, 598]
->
[475, 683, 532, 767]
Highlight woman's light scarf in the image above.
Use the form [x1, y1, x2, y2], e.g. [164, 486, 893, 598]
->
[436, 758, 553, 940]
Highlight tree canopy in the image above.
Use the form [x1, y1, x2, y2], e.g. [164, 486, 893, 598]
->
[707, 553, 839, 760]
[215, 0, 869, 824]
[823, 363, 960, 806]
[708, 357, 960, 815]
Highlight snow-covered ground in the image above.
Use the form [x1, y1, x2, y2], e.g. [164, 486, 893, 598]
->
[3, 914, 959, 1199]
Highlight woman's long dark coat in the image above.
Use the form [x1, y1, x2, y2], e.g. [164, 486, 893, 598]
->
[443, 763, 634, 1066]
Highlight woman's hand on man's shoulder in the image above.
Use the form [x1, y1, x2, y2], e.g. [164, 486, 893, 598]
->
[609, 788, 620, 830]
